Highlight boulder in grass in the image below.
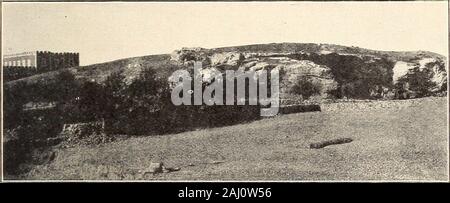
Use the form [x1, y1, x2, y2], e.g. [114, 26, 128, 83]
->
[144, 162, 164, 174]
[142, 162, 181, 174]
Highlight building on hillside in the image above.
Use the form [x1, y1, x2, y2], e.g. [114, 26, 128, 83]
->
[3, 51, 79, 71]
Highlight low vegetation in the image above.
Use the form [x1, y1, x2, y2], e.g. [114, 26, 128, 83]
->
[2, 43, 447, 178]
[291, 77, 322, 99]
[3, 66, 261, 175]
[19, 97, 448, 180]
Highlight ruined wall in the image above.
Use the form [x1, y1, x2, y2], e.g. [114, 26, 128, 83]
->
[3, 51, 80, 81]
[36, 51, 79, 72]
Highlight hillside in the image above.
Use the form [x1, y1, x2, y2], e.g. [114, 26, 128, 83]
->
[3, 43, 448, 180]
[5, 54, 172, 87]
[21, 97, 448, 181]
[5, 43, 447, 102]
[212, 43, 445, 62]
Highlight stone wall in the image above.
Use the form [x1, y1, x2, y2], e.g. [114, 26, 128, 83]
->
[36, 51, 79, 72]
[3, 51, 80, 81]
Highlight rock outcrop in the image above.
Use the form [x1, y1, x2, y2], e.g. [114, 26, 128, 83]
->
[169, 44, 446, 104]
[210, 52, 244, 67]
[6, 43, 445, 106]
[170, 47, 209, 65]
[393, 58, 447, 98]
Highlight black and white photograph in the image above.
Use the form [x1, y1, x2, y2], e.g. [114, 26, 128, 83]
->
[1, 1, 449, 183]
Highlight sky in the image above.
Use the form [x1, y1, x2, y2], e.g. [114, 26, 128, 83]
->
[2, 2, 448, 66]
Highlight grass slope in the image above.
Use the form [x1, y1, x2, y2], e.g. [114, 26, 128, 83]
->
[23, 97, 448, 181]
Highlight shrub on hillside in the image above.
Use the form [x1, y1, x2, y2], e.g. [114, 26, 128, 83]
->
[288, 53, 396, 99]
[395, 67, 437, 99]
[3, 81, 28, 129]
[291, 77, 322, 99]
[51, 70, 78, 101]
[3, 66, 38, 82]
[102, 68, 171, 135]
[102, 66, 262, 135]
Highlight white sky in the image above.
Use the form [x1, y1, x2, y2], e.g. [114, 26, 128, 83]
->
[2, 2, 448, 66]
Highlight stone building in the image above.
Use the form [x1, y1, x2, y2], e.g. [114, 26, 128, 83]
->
[3, 51, 79, 71]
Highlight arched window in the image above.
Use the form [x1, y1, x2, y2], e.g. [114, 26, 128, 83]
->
[27, 59, 32, 67]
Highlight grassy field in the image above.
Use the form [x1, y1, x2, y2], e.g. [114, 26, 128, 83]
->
[23, 97, 448, 181]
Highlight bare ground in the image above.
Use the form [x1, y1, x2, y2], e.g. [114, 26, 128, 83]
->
[21, 97, 448, 181]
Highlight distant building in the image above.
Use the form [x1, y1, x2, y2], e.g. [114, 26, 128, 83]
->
[2, 51, 80, 81]
[3, 51, 79, 71]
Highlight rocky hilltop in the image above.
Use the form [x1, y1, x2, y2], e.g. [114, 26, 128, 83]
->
[6, 43, 447, 104]
[169, 43, 447, 104]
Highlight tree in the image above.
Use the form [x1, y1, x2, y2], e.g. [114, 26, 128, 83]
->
[291, 77, 322, 99]
[51, 70, 78, 102]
